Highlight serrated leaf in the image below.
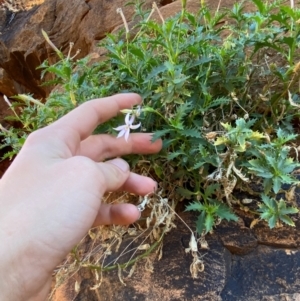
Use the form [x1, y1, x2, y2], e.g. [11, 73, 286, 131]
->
[281, 162, 299, 175]
[205, 97, 231, 110]
[214, 136, 229, 146]
[279, 215, 295, 227]
[216, 204, 238, 221]
[250, 131, 265, 140]
[128, 47, 144, 60]
[181, 128, 201, 138]
[248, 160, 273, 178]
[177, 187, 195, 198]
[145, 64, 167, 81]
[167, 151, 185, 160]
[280, 174, 297, 184]
[186, 202, 204, 212]
[151, 129, 172, 141]
[261, 195, 275, 209]
[280, 207, 299, 215]
[192, 161, 206, 170]
[174, 102, 193, 124]
[204, 184, 220, 198]
[220, 122, 231, 131]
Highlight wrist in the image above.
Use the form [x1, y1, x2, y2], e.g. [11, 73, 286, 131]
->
[0, 194, 51, 301]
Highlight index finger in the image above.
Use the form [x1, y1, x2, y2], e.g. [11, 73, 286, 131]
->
[52, 93, 142, 141]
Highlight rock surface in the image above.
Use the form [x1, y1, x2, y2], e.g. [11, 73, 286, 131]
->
[0, 0, 181, 98]
[0, 0, 244, 98]
[51, 206, 300, 301]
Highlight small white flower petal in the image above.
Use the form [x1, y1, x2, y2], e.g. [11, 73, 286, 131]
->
[113, 125, 126, 131]
[130, 122, 141, 130]
[129, 114, 135, 125]
[125, 112, 131, 125]
[125, 129, 130, 141]
[117, 128, 126, 138]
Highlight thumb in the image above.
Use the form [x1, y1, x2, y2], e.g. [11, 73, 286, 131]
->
[98, 158, 130, 192]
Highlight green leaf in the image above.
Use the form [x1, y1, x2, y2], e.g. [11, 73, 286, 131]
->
[279, 215, 295, 227]
[248, 160, 273, 178]
[260, 211, 272, 220]
[177, 187, 195, 198]
[220, 122, 232, 131]
[128, 47, 144, 60]
[214, 136, 229, 146]
[181, 128, 201, 138]
[167, 151, 185, 160]
[280, 174, 297, 184]
[151, 129, 172, 141]
[261, 195, 275, 209]
[164, 61, 174, 72]
[252, 0, 266, 13]
[216, 204, 239, 221]
[280, 207, 299, 215]
[272, 177, 281, 194]
[145, 64, 167, 81]
[173, 76, 190, 85]
[281, 161, 299, 175]
[204, 213, 214, 233]
[204, 184, 220, 198]
[205, 97, 231, 110]
[263, 178, 273, 194]
[282, 37, 295, 51]
[268, 215, 277, 229]
[196, 211, 206, 234]
[186, 201, 204, 212]
[153, 163, 163, 179]
[192, 160, 206, 170]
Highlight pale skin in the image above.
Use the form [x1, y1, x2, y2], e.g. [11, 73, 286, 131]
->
[0, 93, 162, 301]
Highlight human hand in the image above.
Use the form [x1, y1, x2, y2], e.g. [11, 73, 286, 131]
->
[0, 93, 162, 301]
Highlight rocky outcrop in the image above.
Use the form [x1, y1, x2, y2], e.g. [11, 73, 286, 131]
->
[0, 0, 153, 97]
[51, 207, 300, 301]
[0, 0, 237, 99]
[0, 0, 201, 99]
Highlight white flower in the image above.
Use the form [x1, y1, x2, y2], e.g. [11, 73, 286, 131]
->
[113, 112, 141, 141]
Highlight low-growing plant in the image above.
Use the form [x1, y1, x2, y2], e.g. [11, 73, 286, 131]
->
[258, 194, 299, 228]
[1, 0, 300, 275]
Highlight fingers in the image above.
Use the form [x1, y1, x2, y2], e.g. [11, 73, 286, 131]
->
[94, 160, 157, 226]
[119, 172, 157, 195]
[97, 158, 130, 192]
[79, 133, 162, 161]
[50, 93, 142, 152]
[92, 203, 140, 226]
[98, 158, 157, 195]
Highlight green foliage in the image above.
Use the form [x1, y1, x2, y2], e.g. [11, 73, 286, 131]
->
[258, 195, 299, 228]
[1, 0, 300, 232]
[247, 146, 300, 194]
[186, 184, 238, 234]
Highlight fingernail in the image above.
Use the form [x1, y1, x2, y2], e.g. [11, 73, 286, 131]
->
[109, 158, 129, 172]
[136, 208, 142, 220]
